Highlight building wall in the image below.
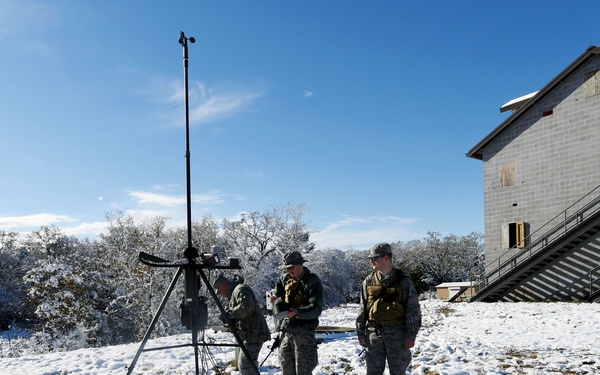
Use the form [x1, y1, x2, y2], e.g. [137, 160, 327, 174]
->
[482, 56, 600, 273]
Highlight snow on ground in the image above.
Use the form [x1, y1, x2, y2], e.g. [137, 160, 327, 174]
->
[1, 299, 599, 374]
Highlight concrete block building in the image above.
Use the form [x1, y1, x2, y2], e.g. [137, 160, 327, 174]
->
[467, 46, 600, 302]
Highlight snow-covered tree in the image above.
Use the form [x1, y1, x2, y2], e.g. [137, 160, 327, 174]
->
[391, 240, 430, 294]
[25, 261, 94, 348]
[22, 229, 109, 351]
[221, 203, 313, 289]
[341, 248, 376, 302]
[99, 211, 186, 343]
[419, 231, 484, 286]
[306, 248, 354, 306]
[0, 231, 32, 330]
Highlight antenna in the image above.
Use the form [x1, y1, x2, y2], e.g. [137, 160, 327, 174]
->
[180, 30, 195, 256]
[126, 32, 259, 375]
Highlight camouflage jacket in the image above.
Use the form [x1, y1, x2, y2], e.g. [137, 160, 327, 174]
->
[356, 268, 422, 341]
[273, 267, 323, 334]
[228, 281, 271, 344]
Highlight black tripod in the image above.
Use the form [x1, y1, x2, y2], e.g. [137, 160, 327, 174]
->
[126, 32, 260, 375]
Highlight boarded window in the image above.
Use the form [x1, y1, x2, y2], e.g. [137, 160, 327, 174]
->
[585, 70, 600, 98]
[500, 164, 516, 187]
[501, 222, 527, 249]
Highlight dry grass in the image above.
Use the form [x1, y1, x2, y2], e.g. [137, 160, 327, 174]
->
[438, 306, 456, 316]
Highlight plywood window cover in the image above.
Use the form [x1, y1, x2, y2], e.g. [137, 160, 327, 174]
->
[584, 69, 600, 98]
[500, 164, 516, 187]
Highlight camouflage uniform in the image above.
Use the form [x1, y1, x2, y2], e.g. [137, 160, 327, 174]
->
[227, 280, 271, 375]
[274, 264, 323, 375]
[356, 268, 422, 375]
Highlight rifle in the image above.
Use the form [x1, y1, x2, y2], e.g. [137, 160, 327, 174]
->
[260, 276, 303, 366]
[259, 333, 281, 367]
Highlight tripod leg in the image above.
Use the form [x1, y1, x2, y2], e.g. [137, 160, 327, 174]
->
[192, 322, 200, 374]
[127, 267, 183, 375]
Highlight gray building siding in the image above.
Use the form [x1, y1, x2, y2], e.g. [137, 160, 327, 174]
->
[481, 56, 600, 278]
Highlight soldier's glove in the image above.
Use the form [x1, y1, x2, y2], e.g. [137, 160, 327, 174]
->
[403, 339, 415, 349]
[357, 335, 367, 347]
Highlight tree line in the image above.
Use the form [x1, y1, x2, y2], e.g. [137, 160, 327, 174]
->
[0, 203, 483, 356]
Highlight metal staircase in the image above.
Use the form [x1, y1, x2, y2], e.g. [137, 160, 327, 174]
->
[472, 184, 600, 302]
[447, 286, 470, 302]
[590, 265, 600, 302]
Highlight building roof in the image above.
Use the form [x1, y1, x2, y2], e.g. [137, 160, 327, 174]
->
[436, 281, 480, 288]
[466, 45, 600, 160]
[499, 91, 538, 113]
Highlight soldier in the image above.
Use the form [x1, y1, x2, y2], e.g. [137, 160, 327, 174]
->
[214, 274, 270, 375]
[356, 243, 422, 375]
[271, 251, 323, 375]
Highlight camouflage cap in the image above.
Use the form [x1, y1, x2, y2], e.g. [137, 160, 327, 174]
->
[282, 251, 306, 268]
[367, 243, 392, 259]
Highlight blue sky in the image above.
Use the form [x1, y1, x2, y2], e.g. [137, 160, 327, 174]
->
[2, 1, 600, 250]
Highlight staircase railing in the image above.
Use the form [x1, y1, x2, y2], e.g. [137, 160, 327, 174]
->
[447, 286, 469, 303]
[590, 264, 600, 301]
[478, 184, 600, 287]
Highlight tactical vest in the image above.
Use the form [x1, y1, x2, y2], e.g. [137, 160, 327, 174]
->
[366, 270, 406, 326]
[284, 277, 306, 309]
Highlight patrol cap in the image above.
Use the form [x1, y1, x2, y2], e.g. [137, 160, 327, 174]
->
[213, 274, 229, 289]
[367, 243, 392, 259]
[281, 251, 306, 268]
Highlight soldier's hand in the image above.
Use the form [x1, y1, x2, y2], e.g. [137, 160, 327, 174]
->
[287, 308, 298, 319]
[403, 339, 415, 348]
[357, 335, 367, 347]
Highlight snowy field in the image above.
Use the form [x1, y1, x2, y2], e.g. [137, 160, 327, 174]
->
[1, 299, 599, 374]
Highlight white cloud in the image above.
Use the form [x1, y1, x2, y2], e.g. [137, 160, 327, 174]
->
[0, 1, 60, 62]
[188, 81, 264, 125]
[0, 1, 58, 39]
[1, 187, 230, 239]
[303, 90, 314, 98]
[0, 213, 105, 239]
[126, 190, 187, 208]
[142, 79, 264, 128]
[122, 209, 175, 224]
[311, 215, 422, 250]
[61, 221, 108, 237]
[126, 189, 225, 208]
[0, 213, 77, 229]
[120, 188, 227, 229]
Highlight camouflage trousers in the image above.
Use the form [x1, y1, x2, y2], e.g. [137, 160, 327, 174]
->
[278, 330, 318, 375]
[365, 325, 412, 375]
[236, 342, 263, 375]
